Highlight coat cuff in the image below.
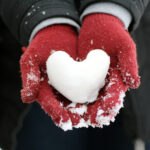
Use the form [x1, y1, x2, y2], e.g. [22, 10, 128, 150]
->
[29, 17, 80, 43]
[80, 2, 132, 30]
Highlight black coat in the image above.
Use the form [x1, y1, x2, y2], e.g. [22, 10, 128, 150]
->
[0, 0, 149, 45]
[0, 0, 150, 150]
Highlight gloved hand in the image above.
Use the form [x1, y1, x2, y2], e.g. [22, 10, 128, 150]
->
[20, 25, 82, 129]
[78, 13, 140, 127]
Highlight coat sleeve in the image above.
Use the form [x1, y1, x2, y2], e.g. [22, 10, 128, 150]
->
[79, 0, 150, 31]
[0, 0, 79, 46]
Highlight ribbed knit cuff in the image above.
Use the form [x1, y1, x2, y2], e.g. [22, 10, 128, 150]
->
[29, 17, 80, 43]
[80, 2, 132, 30]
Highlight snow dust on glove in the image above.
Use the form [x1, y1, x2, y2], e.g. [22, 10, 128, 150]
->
[75, 13, 140, 128]
[20, 25, 85, 130]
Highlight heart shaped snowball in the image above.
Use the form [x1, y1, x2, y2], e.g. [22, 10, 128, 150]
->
[46, 49, 110, 103]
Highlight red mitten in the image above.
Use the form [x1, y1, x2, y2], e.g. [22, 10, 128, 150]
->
[20, 25, 83, 130]
[78, 14, 140, 127]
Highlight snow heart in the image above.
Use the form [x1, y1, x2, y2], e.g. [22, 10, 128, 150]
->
[46, 49, 110, 103]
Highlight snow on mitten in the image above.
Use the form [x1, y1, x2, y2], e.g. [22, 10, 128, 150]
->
[20, 25, 82, 130]
[78, 13, 140, 127]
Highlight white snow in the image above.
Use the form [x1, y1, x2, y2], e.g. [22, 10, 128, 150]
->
[25, 21, 28, 25]
[46, 49, 110, 103]
[69, 105, 87, 115]
[74, 118, 88, 128]
[59, 118, 72, 131]
[105, 81, 115, 90]
[27, 12, 32, 16]
[96, 109, 111, 127]
[66, 102, 77, 108]
[27, 72, 39, 82]
[130, 78, 135, 84]
[26, 92, 33, 97]
[42, 11, 46, 15]
[59, 90, 126, 131]
[126, 72, 131, 76]
[96, 90, 125, 127]
[51, 50, 56, 54]
[40, 77, 44, 81]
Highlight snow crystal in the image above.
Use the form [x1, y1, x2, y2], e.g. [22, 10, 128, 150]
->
[27, 72, 39, 82]
[126, 72, 131, 76]
[101, 93, 114, 101]
[51, 50, 56, 55]
[27, 12, 31, 16]
[97, 109, 104, 116]
[26, 92, 33, 97]
[40, 77, 44, 81]
[66, 102, 76, 108]
[96, 109, 111, 127]
[60, 102, 63, 107]
[101, 46, 105, 49]
[42, 11, 46, 15]
[76, 57, 79, 61]
[29, 60, 34, 66]
[59, 118, 72, 131]
[74, 118, 88, 128]
[130, 78, 135, 84]
[96, 115, 111, 127]
[105, 81, 115, 90]
[69, 105, 87, 115]
[90, 40, 93, 45]
[123, 75, 135, 85]
[25, 21, 28, 25]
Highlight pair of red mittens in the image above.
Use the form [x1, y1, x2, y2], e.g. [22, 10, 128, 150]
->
[20, 14, 140, 130]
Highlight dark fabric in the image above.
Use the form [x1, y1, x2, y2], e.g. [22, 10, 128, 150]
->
[123, 2, 150, 142]
[0, 0, 79, 46]
[0, 20, 29, 150]
[0, 0, 149, 46]
[16, 102, 134, 150]
[80, 0, 150, 31]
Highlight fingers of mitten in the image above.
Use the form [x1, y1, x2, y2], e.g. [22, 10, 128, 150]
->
[78, 13, 125, 60]
[66, 103, 87, 126]
[37, 79, 71, 129]
[117, 37, 140, 88]
[68, 112, 81, 126]
[87, 69, 128, 126]
[100, 69, 128, 111]
[20, 53, 41, 103]
[32, 25, 78, 60]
